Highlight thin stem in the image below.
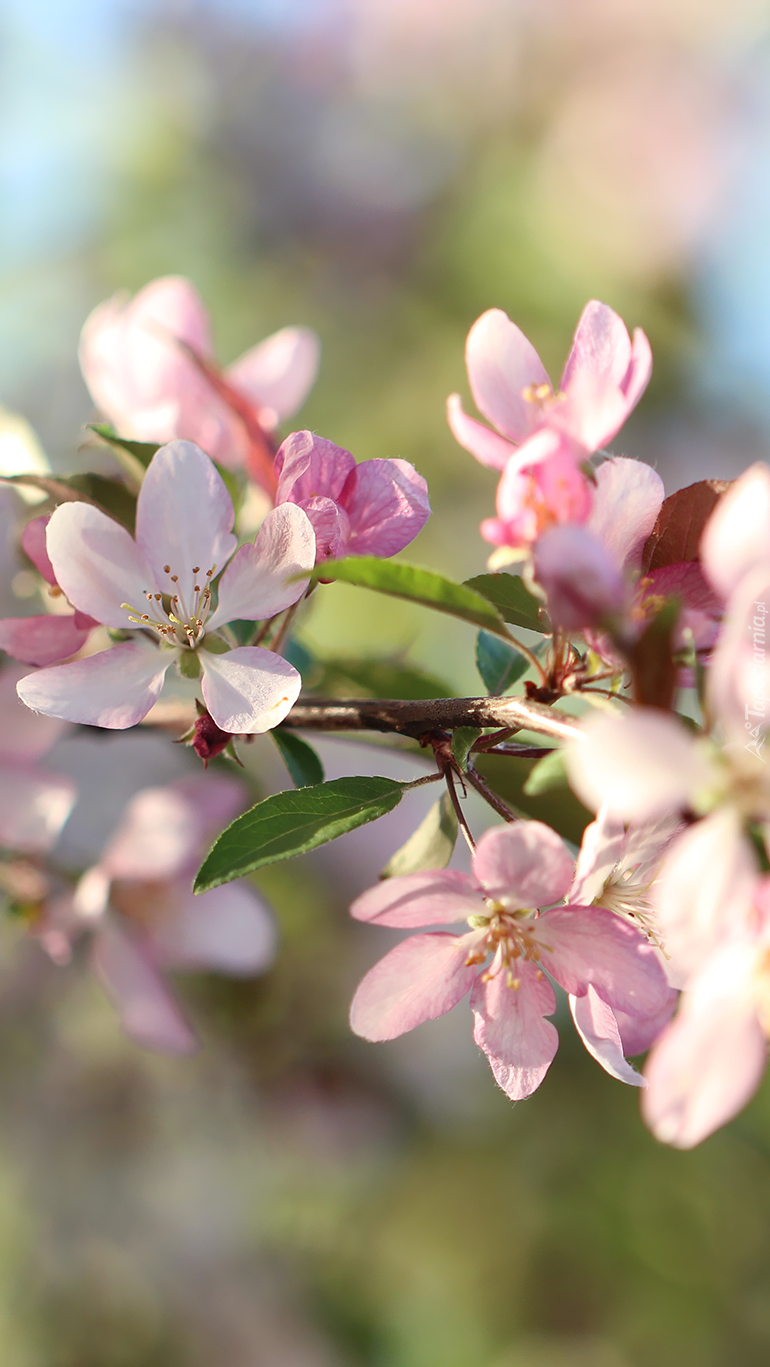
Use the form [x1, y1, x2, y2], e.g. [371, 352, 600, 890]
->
[504, 631, 547, 684]
[465, 763, 518, 823]
[444, 768, 476, 853]
[403, 772, 445, 791]
[268, 598, 302, 655]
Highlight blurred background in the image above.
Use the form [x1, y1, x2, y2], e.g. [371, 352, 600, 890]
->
[2, 0, 770, 1362]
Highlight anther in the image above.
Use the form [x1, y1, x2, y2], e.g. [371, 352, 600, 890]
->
[164, 565, 171, 574]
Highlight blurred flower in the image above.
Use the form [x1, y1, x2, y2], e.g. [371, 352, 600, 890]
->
[0, 663, 75, 853]
[38, 774, 276, 1054]
[0, 515, 99, 667]
[16, 441, 315, 732]
[349, 819, 668, 1099]
[275, 429, 430, 562]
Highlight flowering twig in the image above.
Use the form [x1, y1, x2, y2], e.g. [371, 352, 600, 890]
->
[280, 696, 583, 744]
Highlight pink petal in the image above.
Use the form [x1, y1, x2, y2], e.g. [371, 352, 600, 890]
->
[471, 961, 558, 1100]
[586, 457, 664, 570]
[569, 807, 626, 905]
[700, 463, 770, 600]
[0, 762, 76, 852]
[569, 986, 646, 1086]
[350, 869, 485, 927]
[299, 496, 350, 562]
[341, 459, 430, 558]
[135, 440, 237, 594]
[558, 302, 651, 450]
[171, 774, 247, 837]
[149, 883, 277, 974]
[538, 905, 670, 1015]
[652, 810, 757, 984]
[533, 525, 626, 630]
[465, 309, 550, 442]
[564, 708, 714, 822]
[16, 641, 170, 729]
[0, 663, 71, 761]
[207, 503, 315, 630]
[446, 394, 518, 470]
[200, 645, 301, 733]
[642, 939, 766, 1148]
[646, 561, 721, 614]
[706, 563, 770, 748]
[21, 515, 56, 584]
[92, 921, 198, 1055]
[0, 614, 93, 667]
[561, 300, 632, 394]
[225, 326, 320, 427]
[613, 990, 678, 1056]
[102, 786, 202, 881]
[349, 931, 482, 1040]
[46, 501, 155, 628]
[275, 430, 355, 504]
[472, 820, 574, 907]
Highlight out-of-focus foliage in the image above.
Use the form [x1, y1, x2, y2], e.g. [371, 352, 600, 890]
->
[3, 0, 770, 1362]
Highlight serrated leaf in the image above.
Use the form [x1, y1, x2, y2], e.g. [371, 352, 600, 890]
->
[194, 775, 406, 890]
[305, 557, 511, 639]
[318, 655, 452, 701]
[522, 748, 567, 795]
[464, 573, 545, 633]
[452, 727, 482, 772]
[475, 630, 529, 695]
[381, 791, 458, 878]
[272, 730, 325, 788]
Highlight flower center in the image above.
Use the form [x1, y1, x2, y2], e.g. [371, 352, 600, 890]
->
[521, 381, 565, 411]
[595, 869, 666, 952]
[466, 904, 547, 989]
[123, 563, 217, 648]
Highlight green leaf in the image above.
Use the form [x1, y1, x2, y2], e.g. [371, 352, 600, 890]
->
[88, 423, 159, 470]
[473, 752, 592, 847]
[381, 791, 457, 878]
[272, 730, 325, 788]
[451, 727, 482, 773]
[305, 557, 511, 639]
[522, 748, 567, 796]
[464, 573, 545, 633]
[318, 655, 452, 701]
[194, 775, 406, 890]
[475, 630, 529, 695]
[214, 462, 246, 518]
[65, 474, 137, 532]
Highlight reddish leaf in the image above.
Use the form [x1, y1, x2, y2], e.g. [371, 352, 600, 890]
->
[642, 480, 730, 573]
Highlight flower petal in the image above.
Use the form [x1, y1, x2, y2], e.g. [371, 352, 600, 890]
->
[533, 525, 626, 630]
[101, 786, 201, 881]
[341, 459, 430, 558]
[446, 394, 518, 470]
[465, 309, 550, 442]
[350, 869, 485, 927]
[558, 302, 651, 450]
[0, 663, 71, 761]
[613, 990, 678, 1056]
[349, 931, 481, 1040]
[226, 326, 320, 427]
[642, 939, 766, 1148]
[92, 921, 198, 1055]
[471, 962, 558, 1100]
[207, 503, 315, 629]
[135, 440, 237, 595]
[700, 463, 770, 600]
[0, 762, 76, 852]
[585, 457, 664, 570]
[0, 614, 93, 667]
[16, 641, 170, 729]
[274, 430, 355, 504]
[564, 708, 714, 822]
[569, 986, 646, 1087]
[200, 645, 301, 733]
[46, 501, 155, 628]
[538, 905, 670, 1016]
[472, 820, 574, 907]
[569, 807, 626, 905]
[21, 515, 56, 584]
[150, 883, 277, 974]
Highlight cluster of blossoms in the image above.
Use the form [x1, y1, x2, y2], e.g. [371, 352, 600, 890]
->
[0, 274, 766, 1148]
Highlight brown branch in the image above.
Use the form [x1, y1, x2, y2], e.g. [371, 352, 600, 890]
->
[279, 697, 583, 744]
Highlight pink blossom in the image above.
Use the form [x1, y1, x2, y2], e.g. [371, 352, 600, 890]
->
[79, 275, 319, 481]
[15, 441, 315, 732]
[274, 430, 430, 562]
[642, 874, 770, 1148]
[448, 300, 652, 471]
[349, 820, 668, 1100]
[0, 515, 99, 667]
[0, 664, 76, 852]
[39, 775, 275, 1054]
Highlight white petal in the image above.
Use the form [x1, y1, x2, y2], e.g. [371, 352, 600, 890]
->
[565, 708, 715, 822]
[150, 884, 277, 974]
[200, 646, 301, 733]
[16, 642, 170, 729]
[135, 440, 237, 599]
[207, 504, 315, 629]
[46, 502, 155, 628]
